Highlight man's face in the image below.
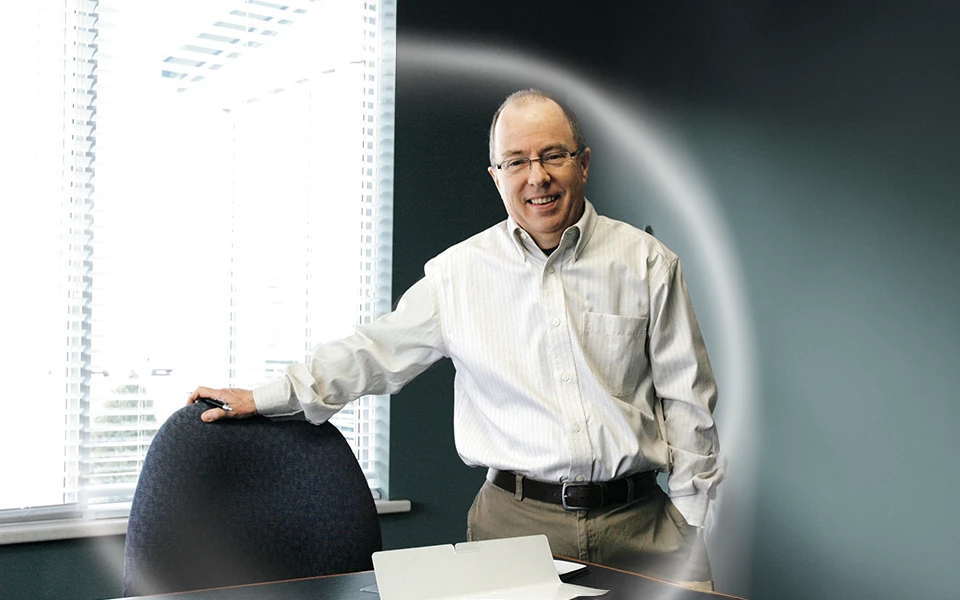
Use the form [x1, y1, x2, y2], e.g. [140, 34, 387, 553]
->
[488, 99, 590, 251]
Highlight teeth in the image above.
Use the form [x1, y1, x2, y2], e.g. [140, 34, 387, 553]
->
[529, 196, 557, 205]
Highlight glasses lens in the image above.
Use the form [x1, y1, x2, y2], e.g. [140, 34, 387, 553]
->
[503, 159, 528, 175]
[542, 152, 570, 167]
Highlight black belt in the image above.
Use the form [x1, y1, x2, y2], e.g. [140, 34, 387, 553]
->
[488, 469, 658, 511]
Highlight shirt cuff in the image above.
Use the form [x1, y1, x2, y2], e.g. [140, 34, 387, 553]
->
[252, 378, 296, 416]
[669, 493, 709, 529]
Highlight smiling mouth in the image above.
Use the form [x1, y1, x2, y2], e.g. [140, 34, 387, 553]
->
[527, 195, 559, 206]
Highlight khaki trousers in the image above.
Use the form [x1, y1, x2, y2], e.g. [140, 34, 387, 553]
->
[466, 479, 713, 591]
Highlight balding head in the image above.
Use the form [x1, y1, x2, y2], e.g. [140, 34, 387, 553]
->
[488, 89, 587, 166]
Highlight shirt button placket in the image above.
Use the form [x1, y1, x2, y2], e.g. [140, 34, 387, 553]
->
[541, 253, 592, 479]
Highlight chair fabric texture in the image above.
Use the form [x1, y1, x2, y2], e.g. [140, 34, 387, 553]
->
[122, 403, 382, 596]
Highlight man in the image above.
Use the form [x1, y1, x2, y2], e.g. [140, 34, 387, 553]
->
[189, 89, 722, 590]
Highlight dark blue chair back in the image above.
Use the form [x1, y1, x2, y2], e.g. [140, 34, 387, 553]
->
[123, 403, 381, 596]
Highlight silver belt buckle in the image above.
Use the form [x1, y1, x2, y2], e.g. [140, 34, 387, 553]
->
[561, 481, 603, 511]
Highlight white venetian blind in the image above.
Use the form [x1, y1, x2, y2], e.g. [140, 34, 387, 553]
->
[0, 0, 98, 523]
[0, 0, 397, 525]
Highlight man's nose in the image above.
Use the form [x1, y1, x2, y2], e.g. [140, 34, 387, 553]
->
[526, 160, 551, 185]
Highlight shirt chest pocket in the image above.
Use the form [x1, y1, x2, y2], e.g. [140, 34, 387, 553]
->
[582, 312, 647, 397]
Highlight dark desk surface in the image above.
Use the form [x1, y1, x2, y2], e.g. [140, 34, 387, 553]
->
[120, 560, 746, 600]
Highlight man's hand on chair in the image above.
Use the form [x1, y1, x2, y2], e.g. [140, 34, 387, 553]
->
[187, 386, 257, 422]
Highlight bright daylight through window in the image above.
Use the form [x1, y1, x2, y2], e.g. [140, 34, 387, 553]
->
[0, 0, 396, 533]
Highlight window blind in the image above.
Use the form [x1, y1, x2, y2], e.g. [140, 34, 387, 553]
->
[0, 0, 397, 525]
[0, 0, 99, 523]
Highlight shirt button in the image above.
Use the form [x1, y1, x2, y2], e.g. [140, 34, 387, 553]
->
[571, 423, 581, 433]
[575, 475, 585, 482]
[561, 372, 571, 382]
[547, 266, 555, 274]
[551, 318, 561, 327]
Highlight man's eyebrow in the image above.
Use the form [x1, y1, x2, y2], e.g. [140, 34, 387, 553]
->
[497, 143, 570, 160]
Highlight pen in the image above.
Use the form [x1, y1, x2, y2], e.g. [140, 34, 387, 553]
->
[199, 397, 233, 412]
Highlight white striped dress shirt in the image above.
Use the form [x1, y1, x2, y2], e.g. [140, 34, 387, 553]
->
[254, 200, 723, 527]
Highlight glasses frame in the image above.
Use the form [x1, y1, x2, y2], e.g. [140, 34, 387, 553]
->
[493, 148, 584, 176]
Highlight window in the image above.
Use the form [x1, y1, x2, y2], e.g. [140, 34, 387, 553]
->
[0, 0, 397, 532]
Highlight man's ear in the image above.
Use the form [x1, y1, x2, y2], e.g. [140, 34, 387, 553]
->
[487, 165, 503, 196]
[579, 147, 591, 182]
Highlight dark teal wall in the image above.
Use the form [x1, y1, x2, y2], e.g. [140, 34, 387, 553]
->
[0, 536, 125, 600]
[696, 116, 959, 600]
[3, 2, 958, 599]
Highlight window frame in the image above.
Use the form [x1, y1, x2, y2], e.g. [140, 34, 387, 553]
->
[0, 0, 405, 544]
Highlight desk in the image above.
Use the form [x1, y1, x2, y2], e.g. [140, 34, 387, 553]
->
[117, 559, 745, 600]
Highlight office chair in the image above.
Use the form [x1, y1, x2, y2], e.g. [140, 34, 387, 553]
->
[122, 402, 382, 596]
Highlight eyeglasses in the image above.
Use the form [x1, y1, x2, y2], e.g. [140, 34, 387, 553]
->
[494, 148, 583, 176]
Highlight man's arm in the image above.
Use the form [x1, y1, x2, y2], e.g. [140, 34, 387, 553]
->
[189, 277, 446, 424]
[647, 256, 723, 529]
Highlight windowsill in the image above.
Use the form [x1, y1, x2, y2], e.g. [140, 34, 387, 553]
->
[0, 499, 411, 546]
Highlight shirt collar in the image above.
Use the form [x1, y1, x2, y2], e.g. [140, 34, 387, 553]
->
[505, 199, 598, 263]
